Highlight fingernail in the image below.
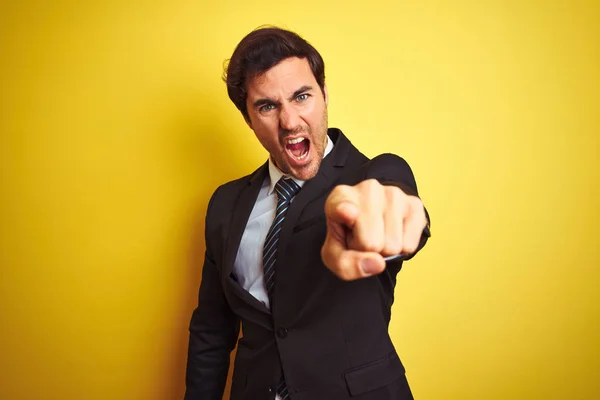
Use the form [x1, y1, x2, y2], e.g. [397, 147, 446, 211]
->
[360, 258, 381, 275]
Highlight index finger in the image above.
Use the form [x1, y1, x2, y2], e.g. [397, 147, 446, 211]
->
[321, 221, 386, 280]
[325, 185, 360, 227]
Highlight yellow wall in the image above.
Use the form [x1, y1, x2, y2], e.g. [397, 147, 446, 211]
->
[1, 1, 598, 399]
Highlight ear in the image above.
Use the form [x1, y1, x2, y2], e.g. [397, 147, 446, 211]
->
[323, 84, 329, 106]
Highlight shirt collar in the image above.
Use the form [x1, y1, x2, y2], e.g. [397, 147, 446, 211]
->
[267, 134, 334, 195]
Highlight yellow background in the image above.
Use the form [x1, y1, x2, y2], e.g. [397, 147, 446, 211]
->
[1, 1, 598, 399]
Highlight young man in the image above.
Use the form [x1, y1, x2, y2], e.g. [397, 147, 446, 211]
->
[185, 27, 430, 400]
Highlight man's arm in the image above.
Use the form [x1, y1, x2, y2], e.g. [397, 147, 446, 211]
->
[185, 191, 240, 399]
[321, 154, 430, 280]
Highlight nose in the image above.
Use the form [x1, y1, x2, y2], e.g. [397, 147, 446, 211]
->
[279, 104, 301, 132]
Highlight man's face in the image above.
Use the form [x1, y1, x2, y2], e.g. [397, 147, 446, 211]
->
[245, 57, 328, 181]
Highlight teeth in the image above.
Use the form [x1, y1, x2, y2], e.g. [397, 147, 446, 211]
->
[286, 137, 305, 145]
[285, 137, 309, 161]
[294, 150, 309, 160]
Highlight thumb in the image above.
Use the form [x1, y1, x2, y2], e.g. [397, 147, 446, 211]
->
[322, 231, 385, 280]
[358, 254, 386, 276]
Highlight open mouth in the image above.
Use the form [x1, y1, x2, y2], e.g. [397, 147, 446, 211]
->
[285, 137, 310, 161]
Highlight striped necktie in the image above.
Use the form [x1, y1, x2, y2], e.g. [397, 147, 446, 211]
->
[263, 177, 300, 400]
[263, 177, 301, 303]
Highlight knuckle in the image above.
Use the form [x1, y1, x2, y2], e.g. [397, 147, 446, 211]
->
[403, 237, 419, 254]
[382, 241, 403, 257]
[385, 185, 404, 201]
[384, 186, 397, 203]
[321, 244, 337, 270]
[363, 178, 378, 187]
[332, 184, 350, 194]
[328, 184, 351, 201]
[338, 269, 354, 281]
[359, 179, 380, 193]
[356, 236, 383, 253]
[386, 188, 407, 212]
[364, 243, 381, 253]
[404, 243, 418, 255]
[409, 196, 424, 212]
[420, 214, 428, 229]
[338, 255, 357, 281]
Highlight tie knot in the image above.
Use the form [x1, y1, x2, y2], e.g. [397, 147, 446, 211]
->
[275, 178, 301, 202]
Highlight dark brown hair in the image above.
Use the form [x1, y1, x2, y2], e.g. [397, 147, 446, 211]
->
[223, 26, 326, 120]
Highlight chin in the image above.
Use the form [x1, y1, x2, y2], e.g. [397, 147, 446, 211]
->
[291, 163, 320, 181]
[275, 152, 322, 181]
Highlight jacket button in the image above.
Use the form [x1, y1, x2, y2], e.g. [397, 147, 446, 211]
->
[276, 327, 288, 338]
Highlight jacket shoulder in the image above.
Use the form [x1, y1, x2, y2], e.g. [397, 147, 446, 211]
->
[363, 153, 419, 196]
[212, 174, 251, 201]
[209, 164, 265, 205]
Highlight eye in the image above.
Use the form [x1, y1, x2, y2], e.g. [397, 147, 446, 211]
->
[259, 104, 276, 112]
[296, 93, 309, 102]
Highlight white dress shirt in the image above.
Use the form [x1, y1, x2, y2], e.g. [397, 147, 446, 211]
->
[233, 137, 333, 399]
[233, 136, 334, 310]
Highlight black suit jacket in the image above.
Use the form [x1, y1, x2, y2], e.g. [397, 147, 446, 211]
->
[185, 129, 430, 400]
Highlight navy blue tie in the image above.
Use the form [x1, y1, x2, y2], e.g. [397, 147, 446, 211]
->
[263, 177, 301, 400]
[263, 177, 301, 303]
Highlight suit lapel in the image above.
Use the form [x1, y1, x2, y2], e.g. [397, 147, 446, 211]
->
[222, 130, 358, 317]
[223, 162, 271, 315]
[272, 129, 354, 305]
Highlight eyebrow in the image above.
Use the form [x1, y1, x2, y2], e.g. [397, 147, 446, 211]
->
[252, 85, 314, 109]
[289, 85, 313, 101]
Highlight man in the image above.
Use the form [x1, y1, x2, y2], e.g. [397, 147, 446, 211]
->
[185, 27, 430, 400]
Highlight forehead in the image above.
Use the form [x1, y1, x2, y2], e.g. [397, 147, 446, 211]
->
[246, 57, 316, 99]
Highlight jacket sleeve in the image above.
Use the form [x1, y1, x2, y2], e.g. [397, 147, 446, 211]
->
[368, 153, 431, 260]
[184, 189, 240, 400]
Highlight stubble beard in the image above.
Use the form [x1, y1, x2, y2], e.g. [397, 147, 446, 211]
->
[275, 112, 328, 181]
